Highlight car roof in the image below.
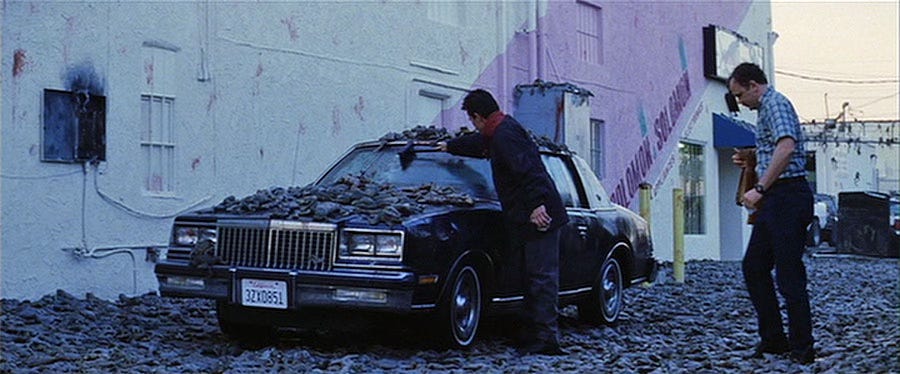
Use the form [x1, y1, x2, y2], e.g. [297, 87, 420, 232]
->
[354, 139, 573, 156]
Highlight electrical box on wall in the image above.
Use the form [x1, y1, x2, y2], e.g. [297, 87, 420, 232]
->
[42, 89, 106, 163]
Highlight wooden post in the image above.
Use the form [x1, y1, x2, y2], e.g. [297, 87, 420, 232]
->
[673, 188, 685, 284]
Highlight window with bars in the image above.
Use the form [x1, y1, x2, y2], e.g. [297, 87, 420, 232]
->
[141, 44, 177, 195]
[576, 1, 603, 64]
[679, 142, 705, 234]
[590, 119, 605, 177]
[141, 95, 175, 194]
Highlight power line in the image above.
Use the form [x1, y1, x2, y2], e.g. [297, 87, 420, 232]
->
[855, 92, 900, 109]
[776, 70, 899, 84]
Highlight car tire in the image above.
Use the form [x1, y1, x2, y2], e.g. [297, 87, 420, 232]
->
[437, 264, 483, 348]
[215, 301, 273, 343]
[578, 255, 623, 325]
[807, 218, 822, 247]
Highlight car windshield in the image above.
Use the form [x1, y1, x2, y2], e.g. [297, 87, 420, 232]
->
[317, 144, 497, 200]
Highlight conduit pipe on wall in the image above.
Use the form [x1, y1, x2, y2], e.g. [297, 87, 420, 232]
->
[527, 0, 537, 82]
[64, 245, 166, 295]
[535, 0, 545, 81]
[766, 31, 779, 86]
[497, 0, 508, 106]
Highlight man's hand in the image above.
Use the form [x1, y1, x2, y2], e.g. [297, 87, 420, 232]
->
[742, 189, 763, 210]
[530, 205, 552, 231]
[732, 148, 757, 169]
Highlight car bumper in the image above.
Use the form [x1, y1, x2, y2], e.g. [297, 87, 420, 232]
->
[155, 262, 423, 312]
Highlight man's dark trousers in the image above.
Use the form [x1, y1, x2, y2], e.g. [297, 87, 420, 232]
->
[742, 178, 814, 353]
[522, 227, 561, 346]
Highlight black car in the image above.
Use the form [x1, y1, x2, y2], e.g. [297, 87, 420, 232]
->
[155, 137, 656, 347]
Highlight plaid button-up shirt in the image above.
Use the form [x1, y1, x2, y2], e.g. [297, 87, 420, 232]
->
[755, 86, 807, 179]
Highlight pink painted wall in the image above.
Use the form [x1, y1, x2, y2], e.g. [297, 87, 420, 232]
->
[446, 1, 753, 208]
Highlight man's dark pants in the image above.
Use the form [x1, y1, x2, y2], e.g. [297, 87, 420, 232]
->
[742, 178, 814, 353]
[522, 227, 561, 346]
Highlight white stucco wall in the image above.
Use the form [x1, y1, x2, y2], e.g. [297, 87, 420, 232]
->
[2, 2, 532, 300]
[2, 1, 773, 299]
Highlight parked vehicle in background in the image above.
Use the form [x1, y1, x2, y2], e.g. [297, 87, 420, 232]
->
[154, 130, 657, 348]
[807, 193, 838, 247]
[890, 194, 899, 243]
[836, 191, 897, 258]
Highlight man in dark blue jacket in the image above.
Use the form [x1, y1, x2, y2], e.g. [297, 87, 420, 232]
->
[439, 89, 568, 355]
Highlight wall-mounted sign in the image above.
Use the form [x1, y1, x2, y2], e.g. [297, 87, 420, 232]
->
[703, 25, 765, 83]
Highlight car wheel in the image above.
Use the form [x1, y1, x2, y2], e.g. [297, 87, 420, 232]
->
[807, 218, 821, 247]
[215, 301, 272, 342]
[438, 264, 483, 348]
[578, 256, 623, 325]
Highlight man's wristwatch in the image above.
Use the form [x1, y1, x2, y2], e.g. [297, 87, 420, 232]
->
[753, 183, 766, 194]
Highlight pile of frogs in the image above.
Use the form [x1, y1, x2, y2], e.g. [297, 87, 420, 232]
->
[214, 125, 567, 225]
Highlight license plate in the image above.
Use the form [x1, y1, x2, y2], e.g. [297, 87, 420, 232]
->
[241, 279, 288, 309]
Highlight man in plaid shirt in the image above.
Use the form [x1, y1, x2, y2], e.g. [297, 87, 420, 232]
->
[729, 62, 815, 365]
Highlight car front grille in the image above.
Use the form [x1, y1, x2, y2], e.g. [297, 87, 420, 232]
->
[216, 220, 336, 271]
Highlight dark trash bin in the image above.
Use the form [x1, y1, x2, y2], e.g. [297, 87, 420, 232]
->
[836, 191, 898, 258]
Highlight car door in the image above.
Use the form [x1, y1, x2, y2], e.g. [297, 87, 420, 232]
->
[541, 154, 592, 291]
[570, 156, 619, 280]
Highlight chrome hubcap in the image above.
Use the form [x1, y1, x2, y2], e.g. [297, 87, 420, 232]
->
[601, 259, 621, 319]
[451, 267, 481, 344]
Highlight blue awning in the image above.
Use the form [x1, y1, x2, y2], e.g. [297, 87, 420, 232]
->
[713, 113, 756, 148]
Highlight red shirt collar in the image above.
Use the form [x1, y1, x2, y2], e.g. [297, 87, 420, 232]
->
[482, 111, 505, 138]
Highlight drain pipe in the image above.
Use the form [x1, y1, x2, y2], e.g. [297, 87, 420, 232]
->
[535, 0, 545, 80]
[527, 0, 538, 81]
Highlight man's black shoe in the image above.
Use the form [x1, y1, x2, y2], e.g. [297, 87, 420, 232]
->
[790, 346, 815, 365]
[516, 342, 567, 356]
[745, 340, 790, 359]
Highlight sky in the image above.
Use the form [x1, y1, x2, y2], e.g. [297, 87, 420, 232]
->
[771, 1, 899, 122]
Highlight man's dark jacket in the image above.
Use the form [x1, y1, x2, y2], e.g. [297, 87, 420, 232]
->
[446, 115, 568, 241]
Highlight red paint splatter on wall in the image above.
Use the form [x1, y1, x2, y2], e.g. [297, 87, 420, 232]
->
[150, 175, 164, 192]
[253, 60, 263, 96]
[280, 16, 300, 42]
[13, 49, 27, 77]
[207, 92, 217, 112]
[191, 157, 202, 171]
[63, 15, 77, 64]
[332, 107, 343, 136]
[144, 59, 155, 85]
[354, 96, 365, 121]
[459, 42, 470, 65]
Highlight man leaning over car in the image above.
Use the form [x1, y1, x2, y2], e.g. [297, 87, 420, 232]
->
[438, 89, 568, 356]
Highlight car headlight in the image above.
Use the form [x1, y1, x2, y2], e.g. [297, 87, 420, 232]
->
[173, 226, 217, 246]
[339, 229, 403, 262]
